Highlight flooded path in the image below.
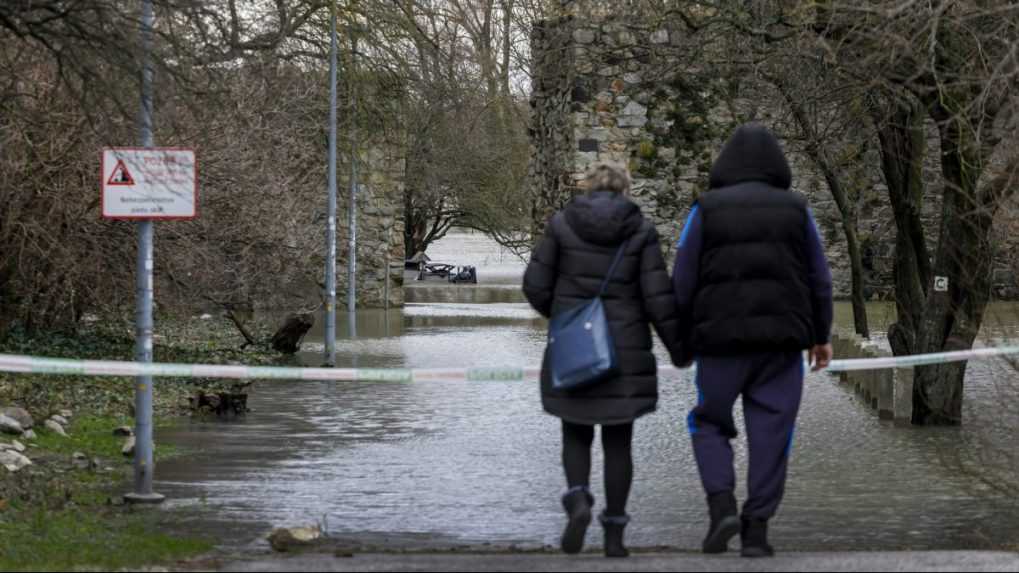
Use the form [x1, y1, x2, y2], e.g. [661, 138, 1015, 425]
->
[155, 232, 1019, 553]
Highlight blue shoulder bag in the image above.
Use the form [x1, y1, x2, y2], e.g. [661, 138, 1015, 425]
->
[547, 241, 628, 392]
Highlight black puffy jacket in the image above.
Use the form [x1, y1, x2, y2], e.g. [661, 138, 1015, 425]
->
[523, 191, 683, 426]
[693, 123, 814, 354]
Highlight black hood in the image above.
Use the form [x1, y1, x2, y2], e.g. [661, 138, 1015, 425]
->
[709, 123, 792, 190]
[564, 191, 644, 246]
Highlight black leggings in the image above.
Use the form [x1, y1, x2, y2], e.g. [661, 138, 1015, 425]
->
[562, 420, 634, 517]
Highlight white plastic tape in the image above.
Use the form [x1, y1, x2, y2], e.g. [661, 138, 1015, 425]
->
[0, 346, 1017, 383]
[823, 345, 1019, 372]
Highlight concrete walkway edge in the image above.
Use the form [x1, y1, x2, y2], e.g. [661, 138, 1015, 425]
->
[222, 551, 1019, 572]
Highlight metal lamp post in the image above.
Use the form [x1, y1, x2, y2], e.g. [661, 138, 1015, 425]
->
[324, 1, 340, 367]
[124, 0, 164, 505]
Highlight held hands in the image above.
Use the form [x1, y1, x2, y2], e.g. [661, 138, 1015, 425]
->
[809, 343, 833, 372]
[672, 345, 695, 369]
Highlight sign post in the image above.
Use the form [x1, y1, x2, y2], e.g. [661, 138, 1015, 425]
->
[129, 0, 160, 505]
[105, 1, 196, 505]
[103, 146, 196, 505]
[102, 148, 196, 504]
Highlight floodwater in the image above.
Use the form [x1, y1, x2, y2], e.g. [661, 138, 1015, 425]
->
[155, 232, 1019, 552]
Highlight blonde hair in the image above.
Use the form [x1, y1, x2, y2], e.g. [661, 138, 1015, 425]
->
[583, 161, 631, 195]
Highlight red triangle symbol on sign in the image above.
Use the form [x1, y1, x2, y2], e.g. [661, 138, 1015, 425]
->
[107, 159, 135, 186]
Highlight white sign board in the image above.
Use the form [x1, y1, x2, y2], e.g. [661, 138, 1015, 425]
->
[102, 148, 197, 220]
[934, 276, 950, 292]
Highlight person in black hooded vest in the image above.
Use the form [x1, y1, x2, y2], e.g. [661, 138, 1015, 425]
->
[523, 162, 684, 558]
[672, 123, 834, 558]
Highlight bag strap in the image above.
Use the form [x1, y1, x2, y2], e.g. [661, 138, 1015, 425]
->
[597, 240, 629, 298]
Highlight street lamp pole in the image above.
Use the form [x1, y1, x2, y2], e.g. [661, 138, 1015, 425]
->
[324, 1, 339, 366]
[125, 0, 164, 505]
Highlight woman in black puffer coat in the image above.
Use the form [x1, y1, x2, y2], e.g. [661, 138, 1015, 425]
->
[523, 162, 684, 558]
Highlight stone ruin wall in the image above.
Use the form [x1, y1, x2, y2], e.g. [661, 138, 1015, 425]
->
[529, 1, 1019, 301]
[333, 144, 406, 309]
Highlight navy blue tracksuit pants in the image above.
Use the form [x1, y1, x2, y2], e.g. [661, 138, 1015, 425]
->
[688, 351, 804, 520]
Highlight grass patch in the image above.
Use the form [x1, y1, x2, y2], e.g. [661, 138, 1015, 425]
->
[32, 415, 182, 461]
[33, 415, 133, 460]
[0, 414, 209, 571]
[0, 505, 212, 572]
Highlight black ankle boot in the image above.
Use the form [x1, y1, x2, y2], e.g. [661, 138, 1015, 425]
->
[560, 487, 594, 554]
[599, 512, 630, 558]
[703, 492, 740, 554]
[740, 517, 775, 558]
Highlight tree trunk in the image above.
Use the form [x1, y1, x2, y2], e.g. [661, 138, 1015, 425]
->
[404, 152, 425, 261]
[226, 308, 259, 348]
[842, 224, 870, 338]
[404, 188, 418, 260]
[813, 162, 870, 339]
[774, 79, 870, 337]
[527, 14, 577, 240]
[0, 261, 17, 339]
[816, 160, 870, 339]
[911, 106, 995, 425]
[271, 313, 315, 355]
[500, 0, 513, 99]
[874, 101, 930, 358]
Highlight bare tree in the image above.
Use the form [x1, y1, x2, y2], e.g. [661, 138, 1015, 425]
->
[817, 2, 1019, 425]
[0, 0, 539, 338]
[663, 0, 1019, 424]
[0, 1, 349, 337]
[383, 0, 534, 258]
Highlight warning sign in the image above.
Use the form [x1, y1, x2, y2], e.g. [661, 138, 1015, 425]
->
[106, 159, 136, 186]
[101, 148, 197, 220]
